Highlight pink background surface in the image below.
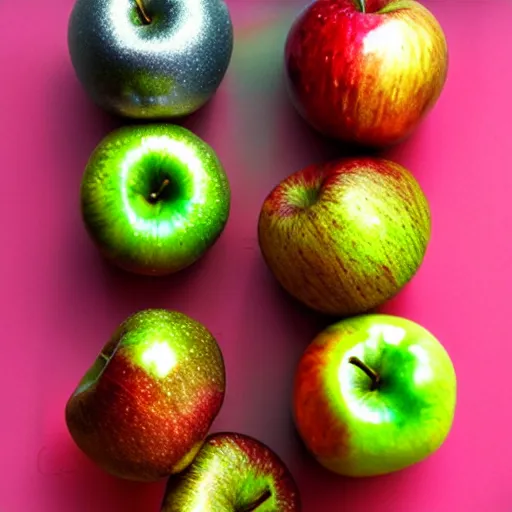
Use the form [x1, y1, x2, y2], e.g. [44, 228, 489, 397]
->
[1, 1, 510, 510]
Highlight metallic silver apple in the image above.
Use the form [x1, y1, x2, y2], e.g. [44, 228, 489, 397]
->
[68, 0, 233, 118]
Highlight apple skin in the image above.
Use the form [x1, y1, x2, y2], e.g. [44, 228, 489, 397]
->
[161, 432, 301, 511]
[65, 309, 226, 482]
[293, 314, 457, 477]
[68, 0, 233, 119]
[284, 0, 448, 147]
[258, 157, 430, 317]
[80, 124, 230, 276]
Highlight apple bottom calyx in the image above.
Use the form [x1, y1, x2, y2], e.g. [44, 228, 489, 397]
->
[348, 356, 381, 391]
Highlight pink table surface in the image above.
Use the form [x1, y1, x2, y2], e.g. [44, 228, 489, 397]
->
[1, 1, 510, 510]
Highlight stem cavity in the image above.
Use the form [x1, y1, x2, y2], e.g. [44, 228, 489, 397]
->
[135, 0, 152, 24]
[348, 356, 380, 391]
[356, 0, 366, 13]
[238, 489, 272, 512]
[149, 179, 170, 203]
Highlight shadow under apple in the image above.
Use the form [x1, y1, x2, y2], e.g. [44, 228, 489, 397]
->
[52, 52, 233, 147]
[291, 432, 439, 512]
[57, 217, 235, 345]
[274, 73, 388, 168]
[94, 234, 231, 316]
[49, 63, 124, 158]
[227, 7, 356, 189]
[211, 254, 329, 462]
[41, 62, 128, 372]
[36, 432, 165, 512]
[179, 82, 233, 140]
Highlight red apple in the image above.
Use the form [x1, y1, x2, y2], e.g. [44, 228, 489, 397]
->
[161, 433, 301, 511]
[65, 309, 225, 482]
[258, 157, 431, 316]
[284, 0, 448, 147]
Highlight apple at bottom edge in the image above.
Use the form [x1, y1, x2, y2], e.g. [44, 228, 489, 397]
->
[65, 309, 226, 482]
[161, 432, 301, 511]
[293, 314, 456, 477]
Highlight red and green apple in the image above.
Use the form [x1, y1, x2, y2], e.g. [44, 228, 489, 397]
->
[65, 309, 225, 482]
[293, 314, 457, 477]
[258, 157, 431, 317]
[161, 433, 301, 511]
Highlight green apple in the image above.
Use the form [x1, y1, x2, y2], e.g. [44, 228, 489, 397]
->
[80, 124, 231, 276]
[293, 314, 457, 477]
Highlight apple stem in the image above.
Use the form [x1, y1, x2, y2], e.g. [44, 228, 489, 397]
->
[238, 489, 272, 512]
[149, 179, 171, 203]
[135, 0, 151, 24]
[356, 0, 366, 13]
[348, 356, 380, 390]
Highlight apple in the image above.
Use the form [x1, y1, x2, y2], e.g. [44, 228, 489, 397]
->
[161, 432, 301, 511]
[80, 123, 231, 276]
[258, 157, 430, 317]
[65, 309, 226, 481]
[68, 0, 233, 119]
[284, 0, 448, 147]
[293, 314, 457, 477]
